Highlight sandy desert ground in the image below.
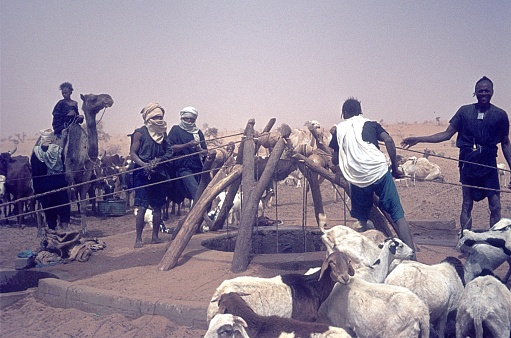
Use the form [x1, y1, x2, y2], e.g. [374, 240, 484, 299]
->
[1, 122, 511, 337]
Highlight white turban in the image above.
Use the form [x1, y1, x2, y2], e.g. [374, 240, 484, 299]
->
[39, 128, 55, 146]
[180, 106, 198, 119]
[179, 106, 199, 134]
[140, 103, 167, 144]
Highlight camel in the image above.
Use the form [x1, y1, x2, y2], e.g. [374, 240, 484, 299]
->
[64, 93, 114, 234]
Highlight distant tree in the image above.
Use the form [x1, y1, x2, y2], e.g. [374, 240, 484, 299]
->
[97, 122, 110, 142]
[435, 117, 441, 125]
[203, 123, 221, 146]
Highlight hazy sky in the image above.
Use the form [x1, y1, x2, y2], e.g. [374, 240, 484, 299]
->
[1, 1, 510, 140]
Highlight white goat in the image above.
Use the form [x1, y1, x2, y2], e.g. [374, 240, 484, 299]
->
[384, 256, 465, 337]
[207, 267, 336, 323]
[133, 207, 170, 233]
[134, 207, 153, 228]
[280, 168, 303, 187]
[497, 162, 509, 187]
[317, 250, 430, 338]
[205, 313, 250, 338]
[215, 292, 352, 338]
[459, 218, 511, 256]
[208, 191, 264, 226]
[0, 175, 6, 200]
[355, 237, 415, 283]
[456, 271, 511, 338]
[457, 224, 511, 283]
[321, 224, 382, 268]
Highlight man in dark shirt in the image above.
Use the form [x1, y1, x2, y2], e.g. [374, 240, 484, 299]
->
[401, 77, 511, 229]
[51, 82, 83, 138]
[130, 103, 174, 248]
[167, 107, 207, 204]
[329, 98, 416, 251]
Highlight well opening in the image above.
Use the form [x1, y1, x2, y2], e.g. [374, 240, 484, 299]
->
[201, 227, 325, 254]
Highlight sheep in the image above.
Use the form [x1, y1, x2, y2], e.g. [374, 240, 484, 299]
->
[497, 162, 509, 187]
[204, 313, 250, 338]
[133, 207, 171, 233]
[0, 174, 6, 200]
[384, 256, 465, 338]
[207, 267, 336, 323]
[355, 237, 415, 283]
[455, 270, 511, 338]
[353, 221, 388, 245]
[303, 237, 411, 283]
[280, 168, 303, 187]
[208, 191, 264, 226]
[215, 292, 352, 338]
[461, 241, 511, 284]
[457, 225, 511, 283]
[321, 224, 382, 268]
[317, 250, 430, 338]
[459, 218, 511, 256]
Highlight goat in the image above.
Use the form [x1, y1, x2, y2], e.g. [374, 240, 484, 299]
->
[317, 250, 430, 338]
[497, 162, 509, 187]
[321, 224, 381, 268]
[457, 226, 511, 283]
[207, 267, 336, 323]
[459, 218, 511, 256]
[355, 237, 415, 283]
[455, 270, 511, 338]
[204, 313, 250, 338]
[0, 174, 5, 207]
[215, 292, 351, 338]
[208, 191, 264, 227]
[133, 207, 171, 234]
[384, 256, 465, 337]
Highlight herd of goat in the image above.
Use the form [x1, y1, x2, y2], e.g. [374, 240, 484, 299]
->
[205, 220, 511, 338]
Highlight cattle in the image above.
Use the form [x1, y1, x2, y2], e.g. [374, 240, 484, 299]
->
[117, 156, 134, 208]
[0, 175, 6, 217]
[0, 151, 34, 226]
[399, 156, 443, 184]
[98, 153, 126, 200]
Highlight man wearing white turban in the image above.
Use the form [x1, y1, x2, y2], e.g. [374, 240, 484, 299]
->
[30, 128, 71, 230]
[167, 107, 207, 205]
[130, 103, 174, 248]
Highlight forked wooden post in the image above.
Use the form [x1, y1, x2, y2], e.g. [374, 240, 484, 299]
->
[211, 119, 256, 231]
[158, 165, 243, 271]
[296, 162, 325, 228]
[231, 124, 292, 273]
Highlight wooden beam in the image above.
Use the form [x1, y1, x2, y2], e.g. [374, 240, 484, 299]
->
[210, 120, 255, 231]
[231, 124, 291, 273]
[158, 165, 243, 271]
